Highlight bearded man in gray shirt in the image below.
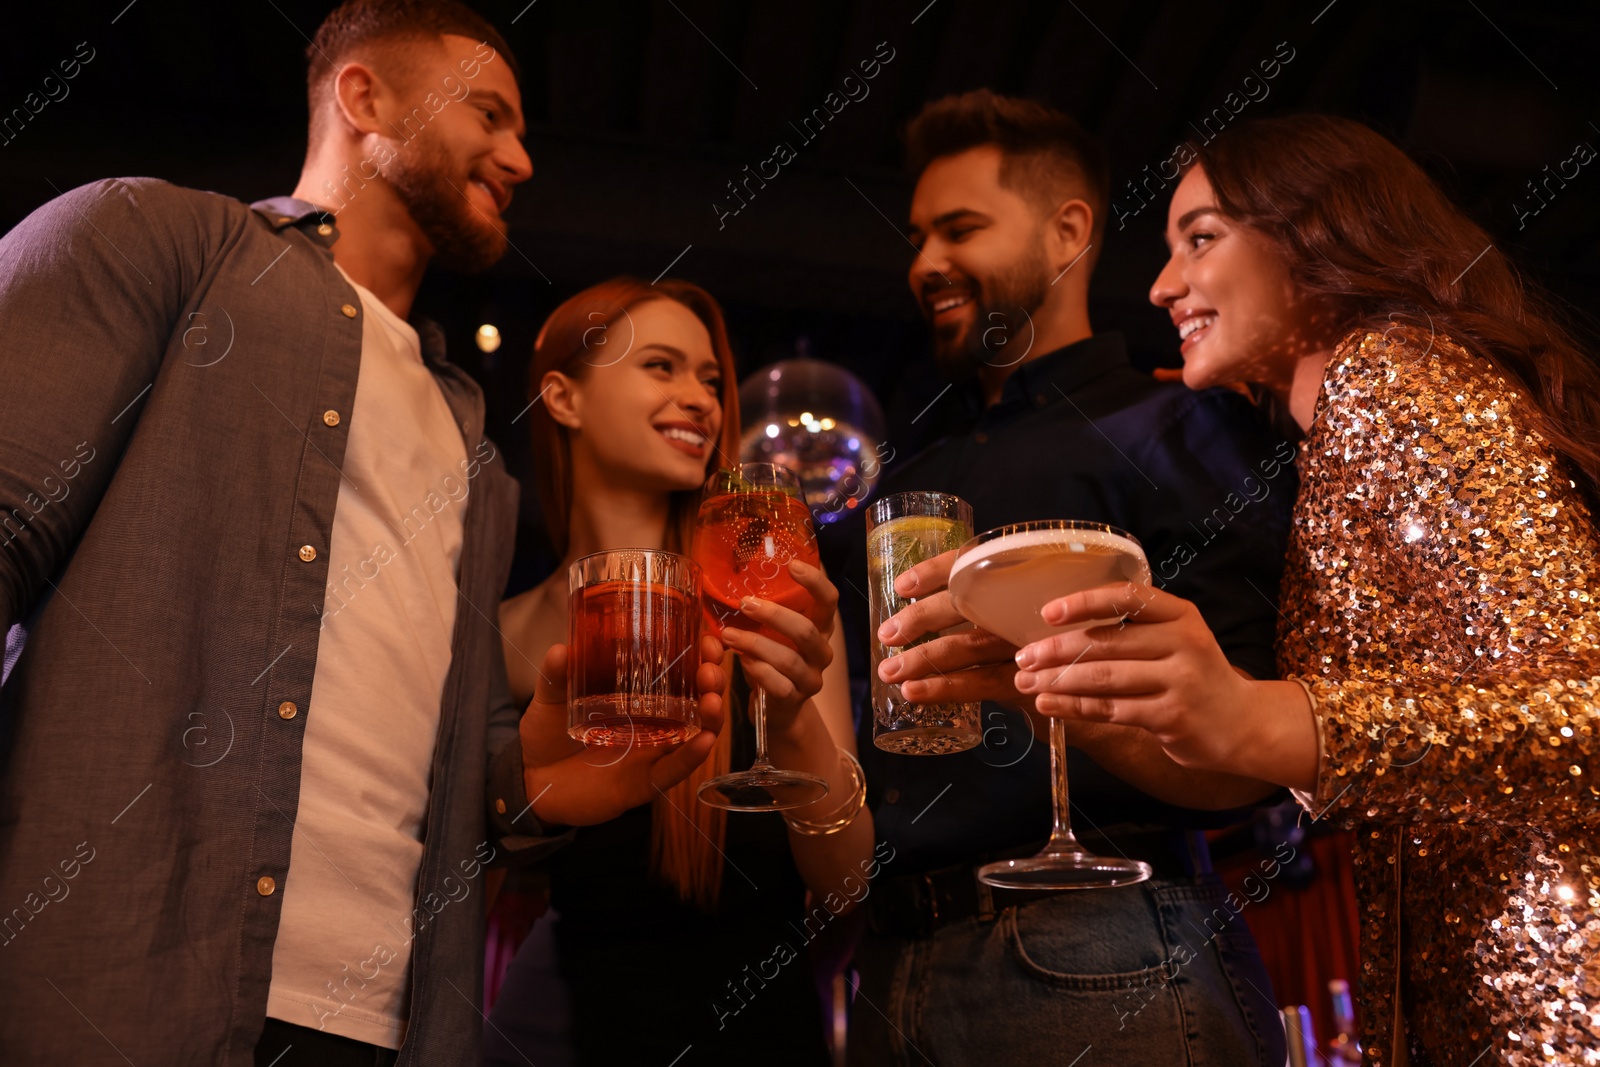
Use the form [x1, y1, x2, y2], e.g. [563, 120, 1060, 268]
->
[0, 3, 724, 1064]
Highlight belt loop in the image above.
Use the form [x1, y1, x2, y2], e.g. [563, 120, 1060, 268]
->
[1183, 829, 1213, 877]
[974, 870, 996, 923]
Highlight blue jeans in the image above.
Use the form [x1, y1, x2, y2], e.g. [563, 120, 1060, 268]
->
[848, 875, 1285, 1066]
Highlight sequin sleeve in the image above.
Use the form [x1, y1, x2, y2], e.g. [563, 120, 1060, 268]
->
[1296, 330, 1600, 825]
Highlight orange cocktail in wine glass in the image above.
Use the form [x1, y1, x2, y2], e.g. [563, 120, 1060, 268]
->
[691, 463, 830, 811]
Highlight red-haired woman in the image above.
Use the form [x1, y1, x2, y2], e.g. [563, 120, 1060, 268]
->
[484, 277, 873, 1067]
[979, 115, 1600, 1063]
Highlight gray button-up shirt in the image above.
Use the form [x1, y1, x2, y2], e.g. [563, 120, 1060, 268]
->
[0, 178, 560, 1065]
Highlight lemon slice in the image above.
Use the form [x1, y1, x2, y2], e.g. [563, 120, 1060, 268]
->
[868, 515, 968, 577]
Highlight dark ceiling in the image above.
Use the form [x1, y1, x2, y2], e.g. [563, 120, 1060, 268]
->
[4, 0, 1598, 577]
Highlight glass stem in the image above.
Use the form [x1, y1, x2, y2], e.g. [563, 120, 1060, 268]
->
[1045, 717, 1082, 853]
[749, 664, 773, 771]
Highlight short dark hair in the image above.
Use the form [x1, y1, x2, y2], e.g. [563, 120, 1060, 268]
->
[306, 0, 520, 137]
[905, 90, 1110, 242]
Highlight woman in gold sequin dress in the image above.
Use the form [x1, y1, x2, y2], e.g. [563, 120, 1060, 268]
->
[1007, 115, 1600, 1064]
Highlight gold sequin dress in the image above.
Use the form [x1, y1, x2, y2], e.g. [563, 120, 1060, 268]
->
[1280, 328, 1600, 1065]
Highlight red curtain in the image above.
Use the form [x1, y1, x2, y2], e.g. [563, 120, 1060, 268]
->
[1215, 830, 1362, 1048]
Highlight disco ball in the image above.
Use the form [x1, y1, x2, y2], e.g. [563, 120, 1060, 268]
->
[738, 358, 889, 525]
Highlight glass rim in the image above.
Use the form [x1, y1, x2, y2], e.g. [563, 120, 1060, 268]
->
[955, 519, 1143, 558]
[701, 462, 806, 502]
[868, 490, 971, 525]
[567, 547, 701, 592]
[569, 546, 700, 568]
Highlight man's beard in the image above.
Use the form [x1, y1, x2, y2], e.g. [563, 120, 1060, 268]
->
[386, 137, 507, 274]
[930, 243, 1050, 382]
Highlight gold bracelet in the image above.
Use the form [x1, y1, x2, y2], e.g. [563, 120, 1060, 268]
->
[783, 750, 866, 836]
[1290, 676, 1326, 801]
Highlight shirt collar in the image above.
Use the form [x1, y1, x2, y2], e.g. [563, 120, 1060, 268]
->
[249, 195, 341, 250]
[250, 195, 453, 368]
[960, 331, 1132, 417]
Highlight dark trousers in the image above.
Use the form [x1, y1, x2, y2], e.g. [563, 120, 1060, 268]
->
[255, 1018, 400, 1067]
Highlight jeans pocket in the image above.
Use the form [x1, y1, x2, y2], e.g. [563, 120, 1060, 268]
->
[1002, 890, 1170, 989]
[997, 901, 1200, 1061]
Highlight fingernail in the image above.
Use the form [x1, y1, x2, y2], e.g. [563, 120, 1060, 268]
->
[1015, 670, 1037, 691]
[897, 572, 919, 593]
[1042, 602, 1067, 624]
[878, 619, 899, 642]
[1014, 648, 1036, 668]
[879, 658, 899, 680]
[741, 597, 759, 612]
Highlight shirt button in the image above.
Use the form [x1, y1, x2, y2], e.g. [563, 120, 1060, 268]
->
[341, 303, 359, 318]
[884, 788, 900, 804]
[256, 875, 276, 896]
[298, 545, 317, 562]
[278, 701, 298, 721]
[317, 223, 334, 236]
[322, 409, 341, 427]
[495, 799, 507, 815]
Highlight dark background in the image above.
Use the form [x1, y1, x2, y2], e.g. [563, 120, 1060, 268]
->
[4, 0, 1599, 582]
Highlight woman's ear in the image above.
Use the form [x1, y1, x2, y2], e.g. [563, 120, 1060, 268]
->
[542, 370, 582, 430]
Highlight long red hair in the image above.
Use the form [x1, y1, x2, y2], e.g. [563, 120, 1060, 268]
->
[528, 276, 743, 910]
[1188, 114, 1600, 508]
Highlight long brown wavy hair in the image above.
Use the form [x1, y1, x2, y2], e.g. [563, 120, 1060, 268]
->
[527, 276, 743, 910]
[1187, 114, 1600, 508]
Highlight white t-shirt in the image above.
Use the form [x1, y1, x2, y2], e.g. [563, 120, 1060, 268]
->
[265, 266, 469, 1048]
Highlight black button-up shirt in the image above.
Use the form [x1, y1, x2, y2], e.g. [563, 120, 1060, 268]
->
[837, 332, 1297, 878]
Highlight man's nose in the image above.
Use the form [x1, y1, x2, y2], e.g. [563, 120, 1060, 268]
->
[498, 137, 533, 187]
[910, 241, 951, 293]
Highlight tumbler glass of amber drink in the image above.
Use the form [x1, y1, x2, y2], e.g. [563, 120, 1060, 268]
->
[567, 548, 702, 746]
[691, 463, 830, 810]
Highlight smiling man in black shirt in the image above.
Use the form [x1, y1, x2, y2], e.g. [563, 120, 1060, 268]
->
[841, 91, 1293, 1065]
